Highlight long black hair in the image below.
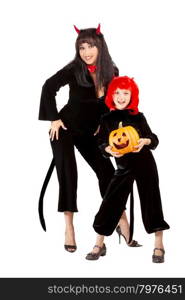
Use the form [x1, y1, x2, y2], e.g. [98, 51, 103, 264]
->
[70, 27, 118, 89]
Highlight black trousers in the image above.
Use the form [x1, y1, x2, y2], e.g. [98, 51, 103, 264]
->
[93, 149, 170, 235]
[50, 128, 115, 212]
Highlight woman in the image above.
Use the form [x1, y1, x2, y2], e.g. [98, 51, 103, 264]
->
[38, 25, 133, 252]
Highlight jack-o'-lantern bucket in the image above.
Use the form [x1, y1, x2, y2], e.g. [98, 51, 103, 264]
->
[109, 122, 139, 155]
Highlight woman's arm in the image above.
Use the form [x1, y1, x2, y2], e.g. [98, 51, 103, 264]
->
[98, 117, 111, 157]
[38, 64, 74, 121]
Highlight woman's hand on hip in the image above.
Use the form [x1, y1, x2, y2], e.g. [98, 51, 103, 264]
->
[49, 119, 67, 141]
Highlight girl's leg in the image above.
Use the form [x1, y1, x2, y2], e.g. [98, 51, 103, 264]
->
[88, 234, 105, 254]
[135, 151, 169, 234]
[93, 169, 134, 236]
[75, 135, 133, 241]
[135, 152, 169, 261]
[64, 211, 76, 252]
[152, 230, 165, 263]
[154, 230, 164, 254]
[86, 234, 106, 260]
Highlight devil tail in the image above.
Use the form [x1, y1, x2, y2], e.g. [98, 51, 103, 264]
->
[38, 158, 55, 231]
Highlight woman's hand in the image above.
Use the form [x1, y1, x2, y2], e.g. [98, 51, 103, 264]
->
[49, 119, 67, 141]
[105, 145, 123, 158]
[133, 138, 151, 152]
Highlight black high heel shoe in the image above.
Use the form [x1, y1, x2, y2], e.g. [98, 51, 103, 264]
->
[64, 244, 77, 253]
[64, 229, 77, 253]
[116, 226, 142, 247]
[85, 244, 106, 260]
[152, 248, 165, 263]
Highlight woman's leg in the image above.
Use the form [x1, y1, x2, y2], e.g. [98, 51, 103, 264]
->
[64, 211, 76, 251]
[50, 129, 78, 212]
[118, 211, 131, 243]
[74, 134, 115, 197]
[50, 129, 78, 251]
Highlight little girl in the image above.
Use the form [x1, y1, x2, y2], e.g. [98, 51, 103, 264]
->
[86, 76, 170, 263]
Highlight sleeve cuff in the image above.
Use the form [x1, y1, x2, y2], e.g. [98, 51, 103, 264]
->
[99, 143, 112, 158]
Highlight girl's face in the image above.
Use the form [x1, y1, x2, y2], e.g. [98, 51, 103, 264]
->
[79, 42, 98, 65]
[113, 88, 131, 110]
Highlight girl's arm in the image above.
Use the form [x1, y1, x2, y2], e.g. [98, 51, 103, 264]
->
[98, 118, 122, 158]
[139, 113, 159, 150]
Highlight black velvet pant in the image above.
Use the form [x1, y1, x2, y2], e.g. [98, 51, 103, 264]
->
[50, 128, 115, 212]
[93, 149, 170, 235]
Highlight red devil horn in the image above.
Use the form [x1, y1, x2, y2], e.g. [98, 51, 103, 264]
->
[73, 25, 80, 34]
[96, 23, 101, 34]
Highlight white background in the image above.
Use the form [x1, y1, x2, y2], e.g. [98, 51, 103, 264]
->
[0, 0, 185, 277]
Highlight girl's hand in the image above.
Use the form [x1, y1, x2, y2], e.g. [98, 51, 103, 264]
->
[94, 125, 100, 136]
[49, 119, 67, 141]
[133, 138, 151, 152]
[105, 145, 123, 158]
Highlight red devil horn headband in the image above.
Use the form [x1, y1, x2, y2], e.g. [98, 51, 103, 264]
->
[96, 23, 101, 34]
[73, 24, 101, 35]
[73, 25, 80, 34]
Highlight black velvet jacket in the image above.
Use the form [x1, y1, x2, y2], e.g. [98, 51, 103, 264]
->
[98, 110, 159, 160]
[39, 63, 112, 135]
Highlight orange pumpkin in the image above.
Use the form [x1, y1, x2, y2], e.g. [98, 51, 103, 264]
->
[109, 122, 140, 155]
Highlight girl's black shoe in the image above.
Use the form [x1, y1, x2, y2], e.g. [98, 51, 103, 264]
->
[86, 244, 106, 260]
[152, 248, 165, 263]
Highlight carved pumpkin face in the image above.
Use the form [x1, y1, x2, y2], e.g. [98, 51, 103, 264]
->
[109, 122, 140, 155]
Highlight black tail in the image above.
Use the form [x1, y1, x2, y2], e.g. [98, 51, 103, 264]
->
[38, 158, 55, 231]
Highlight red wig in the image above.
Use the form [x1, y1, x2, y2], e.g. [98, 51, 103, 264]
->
[105, 76, 139, 114]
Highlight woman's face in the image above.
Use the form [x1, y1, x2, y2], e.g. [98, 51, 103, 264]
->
[79, 42, 98, 65]
[113, 88, 131, 110]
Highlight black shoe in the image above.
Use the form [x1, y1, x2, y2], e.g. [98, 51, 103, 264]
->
[64, 245, 77, 253]
[116, 226, 142, 247]
[152, 248, 165, 263]
[86, 244, 106, 260]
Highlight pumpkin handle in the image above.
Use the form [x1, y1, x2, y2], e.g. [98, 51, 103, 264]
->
[118, 121, 123, 128]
